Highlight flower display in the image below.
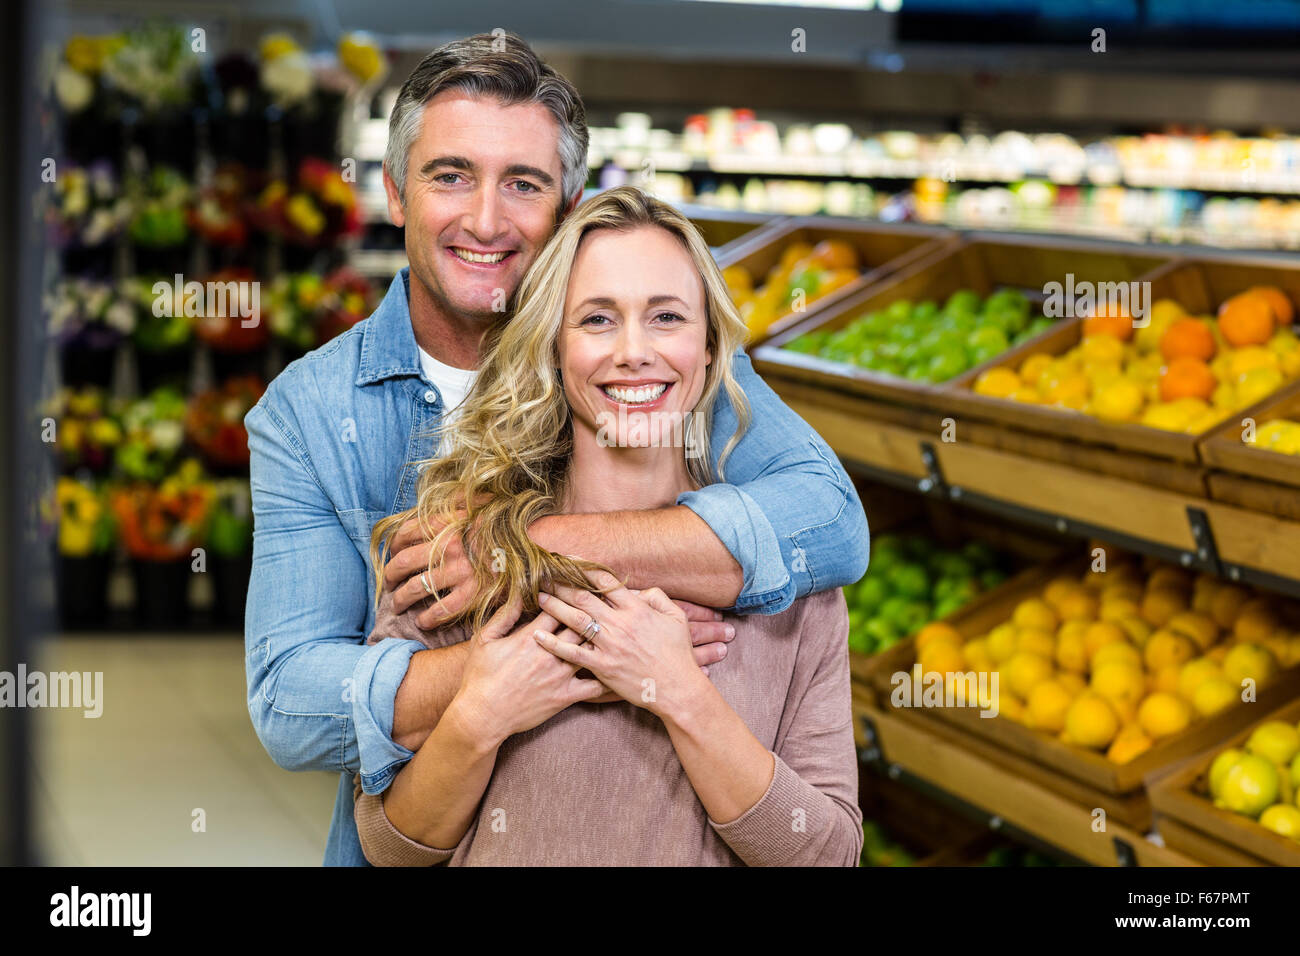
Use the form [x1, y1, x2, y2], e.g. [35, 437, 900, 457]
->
[193, 268, 270, 353]
[315, 266, 376, 344]
[259, 33, 315, 109]
[187, 164, 251, 246]
[44, 277, 136, 344]
[123, 275, 193, 353]
[185, 375, 265, 468]
[100, 23, 198, 114]
[54, 477, 116, 557]
[337, 32, 389, 87]
[265, 272, 326, 350]
[39, 387, 124, 474]
[207, 479, 253, 557]
[109, 457, 214, 561]
[253, 157, 360, 246]
[115, 387, 187, 482]
[47, 162, 132, 248]
[127, 166, 191, 248]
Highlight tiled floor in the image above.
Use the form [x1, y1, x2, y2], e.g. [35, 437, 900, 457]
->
[28, 633, 339, 866]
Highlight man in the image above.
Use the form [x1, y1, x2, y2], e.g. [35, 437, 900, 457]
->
[244, 32, 869, 866]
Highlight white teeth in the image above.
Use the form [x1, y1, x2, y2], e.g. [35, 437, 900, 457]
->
[602, 383, 667, 404]
[451, 248, 508, 263]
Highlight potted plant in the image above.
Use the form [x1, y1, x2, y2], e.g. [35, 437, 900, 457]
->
[251, 156, 360, 271]
[184, 375, 265, 473]
[315, 265, 375, 345]
[124, 275, 194, 391]
[40, 386, 123, 476]
[45, 277, 135, 387]
[266, 271, 325, 360]
[206, 479, 253, 628]
[127, 165, 193, 275]
[109, 458, 213, 630]
[48, 476, 117, 630]
[193, 268, 270, 378]
[114, 386, 187, 482]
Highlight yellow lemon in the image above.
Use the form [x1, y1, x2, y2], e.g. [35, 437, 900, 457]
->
[1116, 616, 1154, 648]
[1079, 335, 1126, 365]
[1177, 658, 1222, 702]
[1209, 748, 1245, 799]
[1044, 576, 1087, 611]
[1005, 651, 1055, 700]
[1108, 722, 1155, 764]
[1063, 693, 1121, 749]
[1013, 598, 1059, 633]
[974, 367, 1022, 398]
[1100, 597, 1142, 622]
[1222, 642, 1279, 689]
[1056, 627, 1089, 673]
[1210, 584, 1250, 629]
[919, 640, 967, 677]
[1084, 620, 1128, 659]
[1150, 663, 1182, 696]
[1147, 566, 1192, 592]
[1228, 346, 1280, 380]
[1056, 590, 1100, 622]
[1245, 721, 1300, 766]
[1259, 805, 1300, 841]
[963, 638, 992, 673]
[1166, 611, 1219, 651]
[1211, 381, 1238, 410]
[1027, 680, 1074, 734]
[1057, 671, 1087, 697]
[1091, 641, 1143, 672]
[1090, 662, 1146, 718]
[1216, 755, 1280, 818]
[1234, 602, 1280, 644]
[1141, 588, 1189, 627]
[916, 621, 964, 656]
[1237, 367, 1285, 407]
[1193, 675, 1239, 717]
[1092, 379, 1146, 423]
[1144, 630, 1197, 671]
[1138, 692, 1193, 739]
[1017, 627, 1056, 659]
[986, 623, 1019, 663]
[997, 694, 1026, 723]
[1009, 386, 1044, 405]
[1019, 353, 1053, 384]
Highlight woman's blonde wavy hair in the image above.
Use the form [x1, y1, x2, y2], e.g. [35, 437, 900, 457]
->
[369, 185, 752, 636]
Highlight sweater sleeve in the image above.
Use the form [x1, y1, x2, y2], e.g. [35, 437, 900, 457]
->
[708, 588, 864, 866]
[353, 774, 464, 866]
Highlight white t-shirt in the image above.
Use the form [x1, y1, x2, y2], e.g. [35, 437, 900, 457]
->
[417, 345, 478, 457]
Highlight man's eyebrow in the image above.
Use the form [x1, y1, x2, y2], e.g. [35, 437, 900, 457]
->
[418, 156, 474, 178]
[416, 158, 556, 189]
[504, 164, 556, 188]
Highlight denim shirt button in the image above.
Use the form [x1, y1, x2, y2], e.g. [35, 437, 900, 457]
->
[423, 390, 437, 404]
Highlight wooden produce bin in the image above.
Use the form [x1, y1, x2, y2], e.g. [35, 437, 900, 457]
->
[719, 216, 954, 347]
[865, 556, 1300, 831]
[1201, 379, 1300, 520]
[944, 253, 1300, 466]
[680, 204, 786, 257]
[1149, 697, 1300, 867]
[754, 233, 1171, 415]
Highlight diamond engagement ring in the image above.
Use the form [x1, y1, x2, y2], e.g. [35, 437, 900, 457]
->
[581, 619, 601, 644]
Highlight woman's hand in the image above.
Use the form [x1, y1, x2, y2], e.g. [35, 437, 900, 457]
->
[533, 570, 712, 721]
[450, 595, 607, 748]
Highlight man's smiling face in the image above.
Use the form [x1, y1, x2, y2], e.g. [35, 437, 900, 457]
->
[385, 89, 570, 323]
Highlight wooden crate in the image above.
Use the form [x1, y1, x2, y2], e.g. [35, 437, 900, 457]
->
[1200, 378, 1300, 489]
[1149, 697, 1300, 867]
[681, 204, 786, 257]
[719, 217, 955, 347]
[754, 234, 1172, 414]
[1206, 472, 1300, 522]
[866, 555, 1300, 801]
[939, 252, 1300, 465]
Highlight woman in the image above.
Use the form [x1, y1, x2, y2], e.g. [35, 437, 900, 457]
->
[356, 186, 861, 866]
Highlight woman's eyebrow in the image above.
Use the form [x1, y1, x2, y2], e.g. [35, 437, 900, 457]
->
[570, 294, 693, 314]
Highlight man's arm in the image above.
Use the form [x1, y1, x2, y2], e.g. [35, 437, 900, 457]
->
[535, 349, 869, 615]
[244, 398, 462, 789]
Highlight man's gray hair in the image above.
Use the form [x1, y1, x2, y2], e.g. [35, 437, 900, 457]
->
[385, 32, 589, 209]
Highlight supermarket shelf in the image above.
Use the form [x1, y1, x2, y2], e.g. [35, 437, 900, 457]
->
[854, 697, 1198, 868]
[771, 380, 1300, 601]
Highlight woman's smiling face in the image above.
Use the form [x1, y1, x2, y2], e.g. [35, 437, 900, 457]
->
[560, 225, 712, 452]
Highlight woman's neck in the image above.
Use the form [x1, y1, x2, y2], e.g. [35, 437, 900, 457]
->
[560, 424, 697, 514]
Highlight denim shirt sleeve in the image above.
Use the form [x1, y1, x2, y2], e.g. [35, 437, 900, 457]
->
[677, 348, 870, 616]
[244, 398, 420, 795]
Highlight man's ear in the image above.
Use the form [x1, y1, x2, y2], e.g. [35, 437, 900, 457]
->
[557, 189, 582, 224]
[382, 163, 406, 228]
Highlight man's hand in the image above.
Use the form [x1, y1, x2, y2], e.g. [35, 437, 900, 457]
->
[384, 512, 478, 627]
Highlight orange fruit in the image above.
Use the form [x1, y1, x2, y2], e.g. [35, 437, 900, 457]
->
[809, 239, 859, 271]
[915, 621, 963, 655]
[1160, 356, 1217, 402]
[1246, 285, 1294, 327]
[1084, 307, 1134, 342]
[1219, 294, 1275, 348]
[1160, 318, 1217, 362]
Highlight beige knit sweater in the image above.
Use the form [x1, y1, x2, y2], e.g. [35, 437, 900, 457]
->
[354, 584, 862, 866]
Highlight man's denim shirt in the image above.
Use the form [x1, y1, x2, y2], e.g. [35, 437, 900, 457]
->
[244, 268, 870, 865]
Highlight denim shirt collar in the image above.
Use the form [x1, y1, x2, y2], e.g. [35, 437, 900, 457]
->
[355, 267, 423, 387]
